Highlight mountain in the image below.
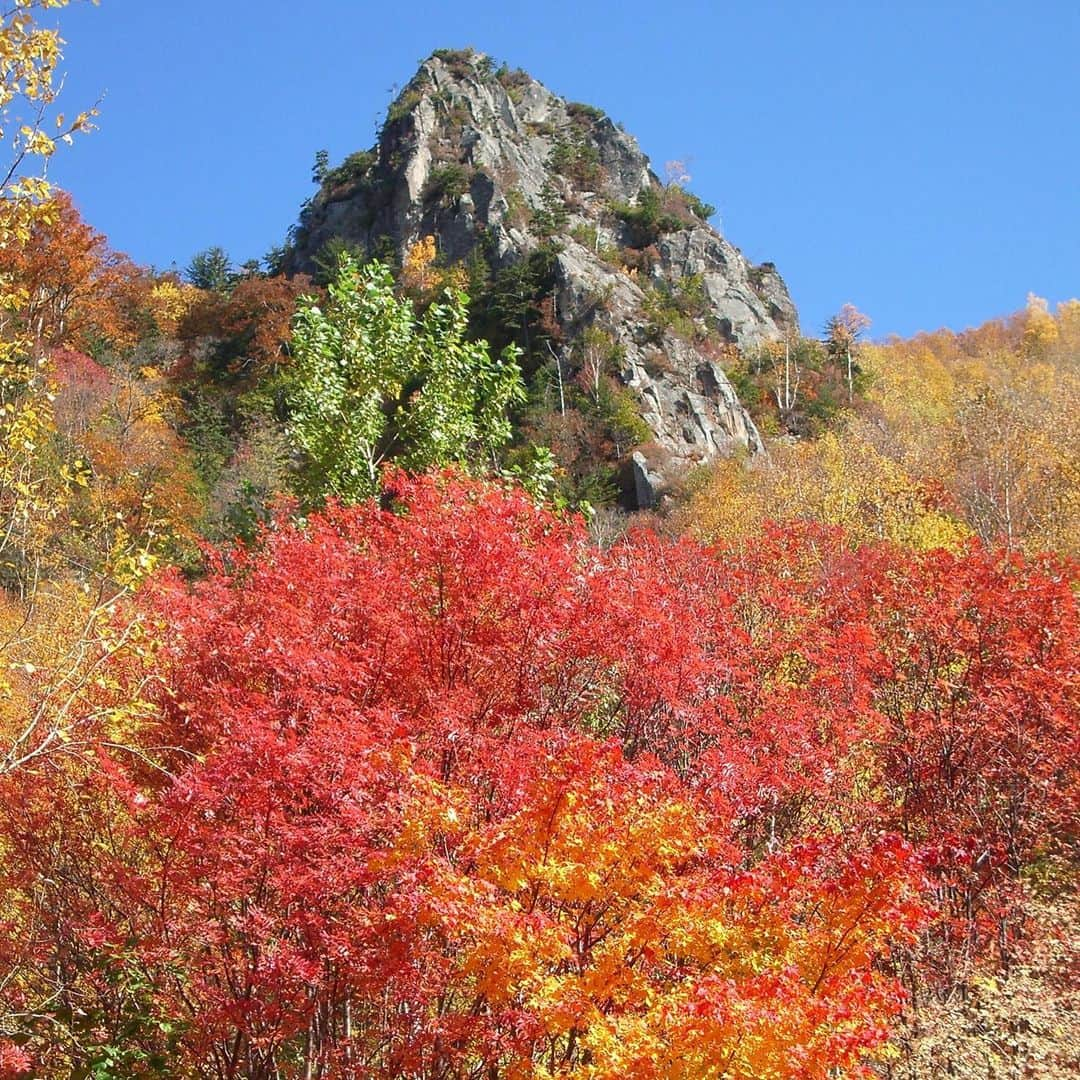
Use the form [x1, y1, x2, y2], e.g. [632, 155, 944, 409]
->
[286, 48, 798, 507]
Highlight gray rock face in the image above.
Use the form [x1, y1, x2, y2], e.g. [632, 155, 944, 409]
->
[289, 50, 798, 501]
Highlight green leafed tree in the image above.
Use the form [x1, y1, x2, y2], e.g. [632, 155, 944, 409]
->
[288, 254, 525, 504]
[184, 246, 232, 292]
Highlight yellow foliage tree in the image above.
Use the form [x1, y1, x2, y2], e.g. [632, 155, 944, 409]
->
[688, 297, 1080, 558]
[861, 297, 1080, 555]
[684, 425, 969, 553]
[0, 1, 98, 253]
[146, 276, 200, 336]
[400, 234, 468, 302]
[0, 1, 98, 596]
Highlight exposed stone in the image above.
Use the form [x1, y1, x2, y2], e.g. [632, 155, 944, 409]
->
[288, 49, 798, 506]
[630, 451, 665, 510]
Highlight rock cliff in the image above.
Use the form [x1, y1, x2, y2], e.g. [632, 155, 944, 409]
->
[288, 49, 798, 506]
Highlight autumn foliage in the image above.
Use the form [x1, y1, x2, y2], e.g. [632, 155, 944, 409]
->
[0, 192, 185, 358]
[0, 8, 1075, 1071]
[689, 296, 1080, 559]
[0, 471, 1074, 1077]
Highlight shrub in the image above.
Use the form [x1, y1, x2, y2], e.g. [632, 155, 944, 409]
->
[566, 101, 606, 125]
[674, 187, 715, 221]
[548, 129, 603, 188]
[424, 162, 471, 206]
[569, 223, 598, 249]
[611, 185, 686, 245]
[385, 87, 423, 126]
[641, 276, 709, 342]
[322, 149, 375, 191]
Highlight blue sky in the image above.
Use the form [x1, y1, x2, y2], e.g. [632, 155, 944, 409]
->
[46, 0, 1078, 339]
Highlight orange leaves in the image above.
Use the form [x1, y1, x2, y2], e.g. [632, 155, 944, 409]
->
[1, 471, 1073, 1074]
[0, 191, 158, 357]
[474, 738, 703, 904]
[176, 272, 315, 382]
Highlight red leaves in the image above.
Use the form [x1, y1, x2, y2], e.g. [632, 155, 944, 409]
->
[3, 471, 1075, 1075]
[0, 1044, 31, 1079]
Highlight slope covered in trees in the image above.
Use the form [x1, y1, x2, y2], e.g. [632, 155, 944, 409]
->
[0, 8, 1076, 1079]
[685, 296, 1080, 559]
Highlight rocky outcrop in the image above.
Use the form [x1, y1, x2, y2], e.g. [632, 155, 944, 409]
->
[288, 49, 798, 503]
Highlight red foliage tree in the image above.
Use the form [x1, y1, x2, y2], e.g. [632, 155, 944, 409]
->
[79, 476, 925, 1075]
[0, 472, 1074, 1076]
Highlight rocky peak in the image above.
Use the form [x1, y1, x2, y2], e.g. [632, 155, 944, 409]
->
[288, 48, 799, 506]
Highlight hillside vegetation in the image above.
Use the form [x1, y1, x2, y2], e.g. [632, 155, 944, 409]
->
[0, 13, 1076, 1080]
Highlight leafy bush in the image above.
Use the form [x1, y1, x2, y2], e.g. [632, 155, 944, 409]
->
[595, 378, 652, 451]
[423, 162, 471, 206]
[385, 87, 423, 126]
[569, 223, 598, 249]
[641, 276, 710, 341]
[673, 186, 715, 221]
[495, 62, 531, 102]
[501, 187, 531, 230]
[430, 47, 493, 79]
[566, 101, 606, 124]
[611, 186, 686, 246]
[322, 149, 376, 191]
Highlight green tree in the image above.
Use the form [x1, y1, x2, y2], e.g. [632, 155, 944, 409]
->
[288, 255, 525, 503]
[184, 246, 232, 292]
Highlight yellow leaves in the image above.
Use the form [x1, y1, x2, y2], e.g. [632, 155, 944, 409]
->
[58, 458, 89, 488]
[0, 2, 97, 250]
[0, 351, 68, 591]
[1022, 293, 1060, 360]
[106, 533, 159, 588]
[0, 577, 159, 785]
[147, 278, 199, 336]
[399, 234, 468, 301]
[865, 297, 1080, 556]
[402, 235, 438, 293]
[445, 750, 792, 1076]
[19, 124, 54, 157]
[689, 295, 1080, 558]
[684, 425, 971, 554]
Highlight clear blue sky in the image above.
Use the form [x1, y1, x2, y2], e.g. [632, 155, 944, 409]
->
[46, 0, 1078, 340]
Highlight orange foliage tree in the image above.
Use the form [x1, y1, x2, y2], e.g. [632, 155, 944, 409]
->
[176, 272, 315, 384]
[0, 191, 169, 358]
